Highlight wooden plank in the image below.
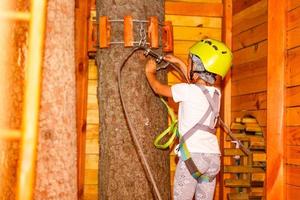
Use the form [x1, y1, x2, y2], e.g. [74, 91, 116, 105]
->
[231, 74, 266, 96]
[88, 80, 97, 95]
[287, 27, 300, 49]
[85, 154, 99, 169]
[288, 0, 300, 11]
[86, 124, 99, 140]
[165, 1, 223, 17]
[231, 110, 266, 126]
[88, 59, 97, 80]
[231, 92, 267, 111]
[267, 1, 286, 200]
[287, 145, 300, 165]
[232, 0, 261, 15]
[286, 86, 300, 107]
[84, 185, 98, 200]
[173, 40, 196, 55]
[87, 94, 98, 110]
[287, 185, 300, 200]
[287, 6, 300, 30]
[287, 165, 300, 186]
[286, 107, 300, 126]
[224, 166, 264, 173]
[233, 40, 267, 66]
[287, 126, 300, 145]
[232, 0, 267, 36]
[84, 169, 98, 185]
[165, 15, 222, 28]
[232, 57, 267, 82]
[166, 0, 221, 3]
[232, 22, 267, 51]
[85, 138, 99, 154]
[224, 179, 250, 187]
[86, 109, 99, 125]
[287, 46, 300, 87]
[173, 26, 221, 41]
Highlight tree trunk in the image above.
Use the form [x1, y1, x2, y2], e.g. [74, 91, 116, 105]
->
[97, 0, 170, 199]
[34, 0, 77, 199]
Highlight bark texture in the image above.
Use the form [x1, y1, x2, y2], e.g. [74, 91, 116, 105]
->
[97, 0, 170, 199]
[34, 0, 77, 199]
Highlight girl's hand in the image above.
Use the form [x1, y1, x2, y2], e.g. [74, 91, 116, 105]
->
[145, 59, 157, 74]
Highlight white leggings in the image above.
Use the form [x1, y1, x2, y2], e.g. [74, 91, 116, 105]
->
[173, 153, 220, 200]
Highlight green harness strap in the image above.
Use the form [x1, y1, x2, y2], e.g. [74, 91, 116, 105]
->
[153, 97, 213, 183]
[153, 98, 178, 149]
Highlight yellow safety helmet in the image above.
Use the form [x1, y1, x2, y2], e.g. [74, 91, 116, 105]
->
[189, 38, 233, 79]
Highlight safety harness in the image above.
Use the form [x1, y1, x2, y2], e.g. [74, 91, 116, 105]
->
[177, 84, 220, 183]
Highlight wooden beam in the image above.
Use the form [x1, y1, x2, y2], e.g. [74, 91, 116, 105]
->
[221, 0, 232, 199]
[165, 1, 223, 17]
[75, 0, 89, 199]
[267, 0, 287, 200]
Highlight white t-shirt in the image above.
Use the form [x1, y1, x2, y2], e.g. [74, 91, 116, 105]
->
[171, 83, 221, 154]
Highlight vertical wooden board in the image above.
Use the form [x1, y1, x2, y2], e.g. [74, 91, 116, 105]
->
[231, 92, 267, 111]
[87, 94, 98, 110]
[232, 0, 261, 15]
[231, 74, 267, 96]
[165, 15, 222, 28]
[286, 126, 300, 145]
[286, 86, 300, 107]
[231, 57, 267, 82]
[288, 0, 300, 11]
[286, 107, 300, 126]
[165, 2, 223, 17]
[287, 146, 300, 165]
[267, 1, 286, 199]
[287, 165, 300, 186]
[232, 22, 267, 51]
[88, 80, 97, 95]
[233, 40, 268, 66]
[287, 46, 300, 87]
[287, 6, 300, 30]
[173, 26, 221, 41]
[232, 0, 267, 36]
[88, 59, 98, 80]
[287, 185, 300, 200]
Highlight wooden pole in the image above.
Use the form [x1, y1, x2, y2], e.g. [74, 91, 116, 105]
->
[267, 0, 286, 199]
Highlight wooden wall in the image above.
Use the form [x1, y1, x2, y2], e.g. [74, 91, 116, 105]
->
[286, 0, 300, 197]
[231, 0, 267, 127]
[165, 0, 223, 199]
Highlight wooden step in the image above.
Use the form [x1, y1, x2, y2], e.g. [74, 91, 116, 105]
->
[225, 179, 251, 187]
[223, 149, 266, 162]
[226, 134, 264, 143]
[224, 166, 265, 173]
[228, 192, 264, 200]
[228, 192, 249, 200]
[231, 122, 246, 130]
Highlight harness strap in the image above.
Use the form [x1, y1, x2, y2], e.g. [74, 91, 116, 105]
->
[178, 84, 220, 183]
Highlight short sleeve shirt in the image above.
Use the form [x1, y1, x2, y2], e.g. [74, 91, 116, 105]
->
[171, 83, 221, 154]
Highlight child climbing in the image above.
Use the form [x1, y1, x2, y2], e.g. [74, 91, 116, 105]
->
[145, 38, 232, 200]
